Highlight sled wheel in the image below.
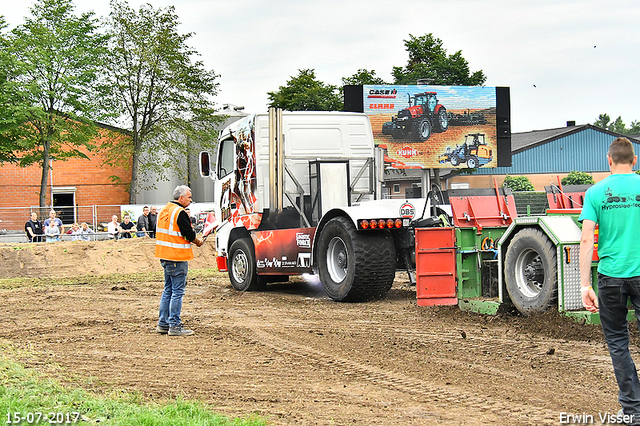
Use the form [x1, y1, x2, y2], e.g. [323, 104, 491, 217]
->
[228, 238, 264, 291]
[504, 228, 557, 315]
[317, 216, 395, 302]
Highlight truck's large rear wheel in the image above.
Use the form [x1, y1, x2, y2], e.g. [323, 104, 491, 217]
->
[317, 216, 396, 302]
[228, 238, 264, 292]
[504, 228, 557, 315]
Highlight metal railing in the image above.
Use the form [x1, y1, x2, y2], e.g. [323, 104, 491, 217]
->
[0, 204, 137, 244]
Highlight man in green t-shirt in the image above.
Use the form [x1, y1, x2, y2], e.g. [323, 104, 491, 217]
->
[580, 137, 640, 425]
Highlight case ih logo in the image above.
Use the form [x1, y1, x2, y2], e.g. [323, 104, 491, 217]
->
[397, 146, 418, 159]
[367, 88, 397, 98]
[296, 233, 311, 248]
[400, 203, 415, 218]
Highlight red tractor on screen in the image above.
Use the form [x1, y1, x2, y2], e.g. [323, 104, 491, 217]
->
[382, 92, 448, 142]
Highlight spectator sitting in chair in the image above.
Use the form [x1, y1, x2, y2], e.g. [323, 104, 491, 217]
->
[79, 223, 95, 241]
[107, 215, 119, 239]
[44, 220, 60, 243]
[119, 214, 135, 239]
[70, 223, 82, 241]
[43, 210, 63, 234]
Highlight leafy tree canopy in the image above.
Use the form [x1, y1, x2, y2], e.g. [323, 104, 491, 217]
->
[101, 0, 221, 202]
[4, 0, 107, 206]
[341, 69, 388, 86]
[0, 16, 24, 163]
[268, 34, 484, 112]
[267, 69, 342, 111]
[392, 34, 486, 86]
[592, 113, 640, 135]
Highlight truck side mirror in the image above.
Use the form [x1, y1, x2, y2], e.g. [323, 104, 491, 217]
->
[199, 151, 211, 177]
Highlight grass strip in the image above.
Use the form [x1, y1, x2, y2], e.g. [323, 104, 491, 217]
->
[0, 351, 265, 425]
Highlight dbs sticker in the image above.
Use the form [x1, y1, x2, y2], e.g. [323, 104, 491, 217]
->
[400, 203, 415, 219]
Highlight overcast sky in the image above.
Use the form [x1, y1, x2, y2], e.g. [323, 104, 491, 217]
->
[3, 0, 639, 133]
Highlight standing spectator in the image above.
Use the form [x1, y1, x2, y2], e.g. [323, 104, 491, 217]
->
[148, 206, 158, 238]
[107, 215, 119, 239]
[44, 220, 60, 242]
[580, 137, 640, 425]
[43, 210, 63, 234]
[155, 185, 204, 337]
[25, 212, 43, 243]
[137, 206, 151, 238]
[185, 208, 196, 227]
[119, 214, 135, 239]
[70, 223, 82, 241]
[79, 223, 95, 241]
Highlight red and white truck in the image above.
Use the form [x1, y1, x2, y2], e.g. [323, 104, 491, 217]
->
[200, 108, 446, 302]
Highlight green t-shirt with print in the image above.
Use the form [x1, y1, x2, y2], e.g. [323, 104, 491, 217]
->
[579, 173, 640, 278]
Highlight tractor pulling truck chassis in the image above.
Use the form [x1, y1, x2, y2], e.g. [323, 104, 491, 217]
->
[217, 182, 601, 321]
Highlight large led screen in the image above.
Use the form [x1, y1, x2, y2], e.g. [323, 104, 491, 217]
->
[363, 85, 501, 169]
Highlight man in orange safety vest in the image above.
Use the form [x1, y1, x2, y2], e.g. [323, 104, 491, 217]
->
[155, 185, 204, 336]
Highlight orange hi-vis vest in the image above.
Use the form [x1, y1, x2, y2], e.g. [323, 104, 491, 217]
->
[155, 202, 194, 262]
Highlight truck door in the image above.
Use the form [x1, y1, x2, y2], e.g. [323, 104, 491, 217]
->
[216, 137, 236, 225]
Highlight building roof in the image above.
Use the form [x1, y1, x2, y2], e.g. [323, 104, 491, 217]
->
[512, 124, 639, 154]
[384, 168, 424, 181]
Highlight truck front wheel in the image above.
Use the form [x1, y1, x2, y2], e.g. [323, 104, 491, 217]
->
[504, 228, 557, 315]
[228, 238, 264, 292]
[317, 216, 396, 302]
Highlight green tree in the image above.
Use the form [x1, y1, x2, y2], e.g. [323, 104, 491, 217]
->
[0, 16, 24, 163]
[101, 0, 221, 203]
[267, 69, 342, 111]
[341, 69, 388, 86]
[561, 171, 595, 186]
[392, 34, 486, 86]
[502, 175, 534, 192]
[4, 0, 107, 207]
[593, 113, 640, 135]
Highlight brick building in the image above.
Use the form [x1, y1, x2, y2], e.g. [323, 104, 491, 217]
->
[0, 123, 131, 231]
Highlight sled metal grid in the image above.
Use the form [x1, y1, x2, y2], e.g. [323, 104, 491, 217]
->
[561, 244, 582, 311]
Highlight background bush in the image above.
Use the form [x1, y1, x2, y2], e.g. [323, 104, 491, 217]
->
[502, 175, 534, 192]
[561, 171, 595, 185]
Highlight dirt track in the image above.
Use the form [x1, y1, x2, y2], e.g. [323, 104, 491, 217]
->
[0, 240, 632, 425]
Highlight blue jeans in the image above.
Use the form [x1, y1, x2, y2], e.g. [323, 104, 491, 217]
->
[158, 260, 189, 328]
[598, 273, 640, 420]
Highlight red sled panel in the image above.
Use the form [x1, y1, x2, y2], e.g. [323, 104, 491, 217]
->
[415, 227, 458, 306]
